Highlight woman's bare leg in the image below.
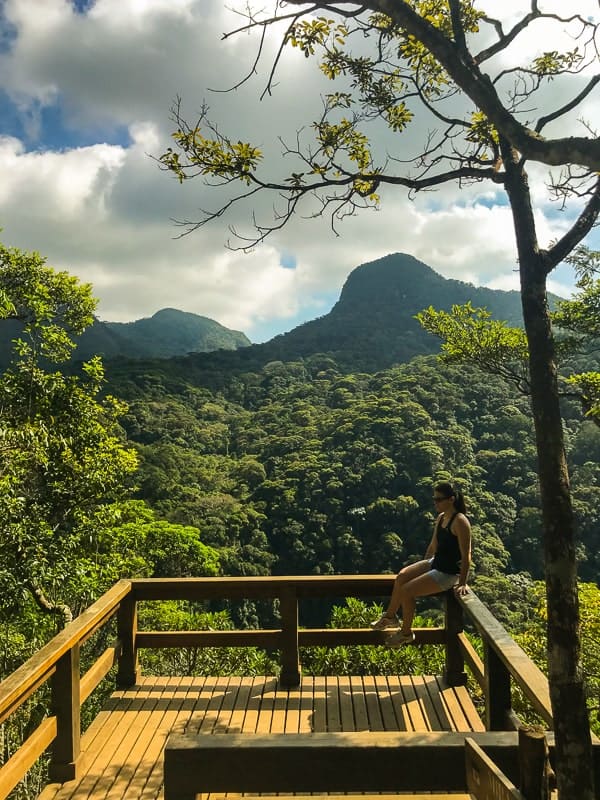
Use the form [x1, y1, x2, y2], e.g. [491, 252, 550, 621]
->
[384, 560, 431, 618]
[397, 572, 444, 633]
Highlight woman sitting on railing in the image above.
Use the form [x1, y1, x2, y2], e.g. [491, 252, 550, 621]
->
[371, 481, 472, 647]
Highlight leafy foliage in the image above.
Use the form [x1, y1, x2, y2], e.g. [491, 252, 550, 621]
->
[515, 582, 600, 737]
[0, 244, 137, 625]
[108, 347, 600, 587]
[417, 247, 600, 421]
[417, 302, 530, 390]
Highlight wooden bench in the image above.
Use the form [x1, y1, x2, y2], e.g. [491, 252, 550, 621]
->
[163, 730, 524, 800]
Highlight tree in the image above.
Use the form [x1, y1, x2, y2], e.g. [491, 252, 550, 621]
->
[0, 242, 138, 626]
[159, 5, 599, 793]
[417, 245, 600, 421]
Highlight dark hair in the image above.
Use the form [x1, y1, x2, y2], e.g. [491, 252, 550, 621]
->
[434, 481, 467, 515]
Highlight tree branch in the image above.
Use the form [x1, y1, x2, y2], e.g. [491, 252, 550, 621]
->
[282, 0, 600, 170]
[170, 159, 503, 246]
[476, 7, 540, 65]
[545, 178, 600, 272]
[27, 580, 73, 627]
[536, 74, 600, 133]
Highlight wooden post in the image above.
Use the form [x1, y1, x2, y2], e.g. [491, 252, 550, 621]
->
[485, 641, 512, 730]
[444, 590, 467, 686]
[116, 593, 139, 688]
[279, 585, 300, 688]
[49, 644, 80, 782]
[518, 725, 555, 799]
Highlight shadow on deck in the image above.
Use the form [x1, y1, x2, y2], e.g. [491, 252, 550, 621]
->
[38, 674, 484, 800]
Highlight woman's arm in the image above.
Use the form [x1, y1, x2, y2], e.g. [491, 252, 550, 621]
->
[454, 514, 472, 595]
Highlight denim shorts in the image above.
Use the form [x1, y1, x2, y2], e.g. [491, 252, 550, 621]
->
[427, 558, 459, 590]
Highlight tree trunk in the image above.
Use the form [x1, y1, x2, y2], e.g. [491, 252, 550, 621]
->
[520, 256, 594, 800]
[501, 138, 595, 799]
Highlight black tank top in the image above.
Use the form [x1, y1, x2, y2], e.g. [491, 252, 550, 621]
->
[431, 512, 461, 574]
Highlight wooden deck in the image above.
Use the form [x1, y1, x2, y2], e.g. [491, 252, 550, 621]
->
[38, 674, 484, 800]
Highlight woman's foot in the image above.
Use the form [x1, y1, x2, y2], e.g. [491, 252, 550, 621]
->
[370, 614, 399, 630]
[385, 630, 415, 647]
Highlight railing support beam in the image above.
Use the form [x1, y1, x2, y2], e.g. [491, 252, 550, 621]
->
[49, 645, 80, 782]
[518, 725, 554, 799]
[485, 640, 512, 730]
[444, 590, 467, 686]
[279, 586, 300, 688]
[116, 594, 140, 688]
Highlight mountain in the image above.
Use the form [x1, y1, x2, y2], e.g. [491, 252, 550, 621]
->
[0, 308, 251, 369]
[104, 253, 539, 392]
[263, 252, 529, 368]
[74, 308, 250, 360]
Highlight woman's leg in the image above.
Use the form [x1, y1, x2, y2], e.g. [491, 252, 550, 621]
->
[397, 571, 444, 633]
[384, 560, 432, 618]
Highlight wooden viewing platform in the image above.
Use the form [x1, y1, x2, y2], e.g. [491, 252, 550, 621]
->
[0, 576, 597, 800]
[37, 673, 484, 800]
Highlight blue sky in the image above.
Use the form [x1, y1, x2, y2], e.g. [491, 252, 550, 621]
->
[0, 1, 598, 342]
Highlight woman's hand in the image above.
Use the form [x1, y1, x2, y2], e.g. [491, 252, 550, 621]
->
[454, 583, 469, 597]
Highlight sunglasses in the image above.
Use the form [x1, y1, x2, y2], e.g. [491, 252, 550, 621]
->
[433, 495, 452, 502]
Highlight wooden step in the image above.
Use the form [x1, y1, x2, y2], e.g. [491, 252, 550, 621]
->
[220, 795, 474, 799]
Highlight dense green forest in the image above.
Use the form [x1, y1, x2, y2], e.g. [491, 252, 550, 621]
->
[89, 345, 600, 735]
[1, 243, 600, 798]
[113, 354, 600, 587]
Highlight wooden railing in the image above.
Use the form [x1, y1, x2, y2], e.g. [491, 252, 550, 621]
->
[0, 575, 557, 799]
[0, 579, 130, 796]
[457, 592, 553, 731]
[126, 575, 449, 688]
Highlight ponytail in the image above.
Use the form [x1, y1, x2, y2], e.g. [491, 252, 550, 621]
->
[453, 489, 467, 515]
[434, 481, 467, 515]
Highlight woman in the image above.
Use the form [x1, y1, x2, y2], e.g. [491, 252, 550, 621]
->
[370, 481, 471, 647]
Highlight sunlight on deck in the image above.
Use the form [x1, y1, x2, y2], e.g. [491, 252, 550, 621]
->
[38, 674, 484, 800]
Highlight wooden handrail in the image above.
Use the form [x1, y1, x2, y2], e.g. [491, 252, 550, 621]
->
[134, 627, 446, 649]
[130, 575, 396, 600]
[0, 580, 131, 794]
[0, 717, 57, 800]
[458, 632, 485, 689]
[459, 592, 553, 727]
[0, 580, 131, 725]
[80, 641, 122, 705]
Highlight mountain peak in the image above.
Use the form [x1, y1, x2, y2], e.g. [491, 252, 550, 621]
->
[336, 253, 456, 309]
[70, 308, 251, 361]
[151, 308, 208, 322]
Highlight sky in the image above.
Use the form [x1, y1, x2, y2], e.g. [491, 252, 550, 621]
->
[0, 1, 599, 343]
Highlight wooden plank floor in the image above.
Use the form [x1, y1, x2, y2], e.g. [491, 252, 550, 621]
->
[38, 675, 484, 800]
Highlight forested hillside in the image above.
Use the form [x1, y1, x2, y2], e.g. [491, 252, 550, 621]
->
[0, 307, 250, 369]
[111, 353, 600, 605]
[73, 308, 251, 360]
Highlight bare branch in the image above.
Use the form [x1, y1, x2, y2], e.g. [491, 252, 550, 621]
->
[209, 18, 269, 93]
[476, 7, 591, 65]
[545, 178, 600, 272]
[476, 8, 541, 65]
[536, 74, 600, 133]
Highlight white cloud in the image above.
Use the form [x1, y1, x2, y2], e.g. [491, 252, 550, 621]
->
[0, 0, 597, 341]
